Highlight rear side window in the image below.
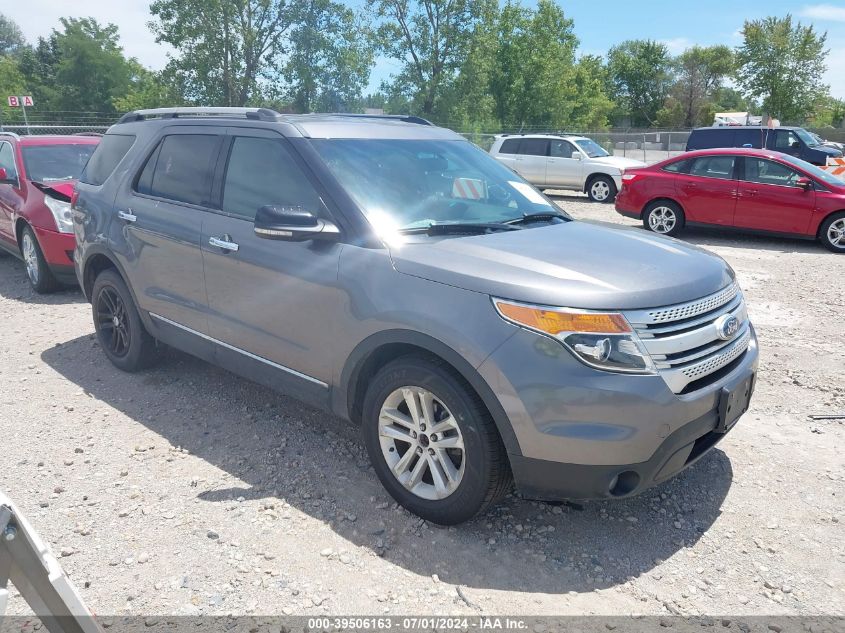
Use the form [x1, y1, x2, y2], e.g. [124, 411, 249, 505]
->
[518, 138, 549, 156]
[688, 129, 733, 150]
[81, 135, 135, 185]
[499, 138, 520, 154]
[135, 134, 218, 206]
[663, 159, 690, 174]
[734, 129, 763, 149]
[689, 156, 736, 180]
[221, 137, 321, 220]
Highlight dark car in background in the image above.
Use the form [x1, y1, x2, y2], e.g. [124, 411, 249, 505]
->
[615, 147, 845, 252]
[0, 133, 100, 292]
[685, 126, 841, 166]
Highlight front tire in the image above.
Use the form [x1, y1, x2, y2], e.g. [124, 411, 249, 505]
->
[819, 212, 845, 253]
[91, 269, 159, 371]
[362, 356, 511, 525]
[587, 175, 617, 203]
[643, 200, 685, 236]
[20, 226, 60, 294]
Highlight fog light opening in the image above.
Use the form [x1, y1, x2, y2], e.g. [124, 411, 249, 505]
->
[608, 470, 640, 497]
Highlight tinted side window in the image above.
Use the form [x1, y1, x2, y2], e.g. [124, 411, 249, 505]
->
[663, 159, 690, 174]
[734, 129, 763, 149]
[499, 138, 520, 154]
[743, 158, 802, 187]
[689, 130, 734, 150]
[774, 130, 801, 150]
[221, 137, 321, 220]
[136, 134, 219, 206]
[550, 140, 575, 158]
[689, 156, 736, 180]
[518, 139, 549, 156]
[0, 142, 17, 179]
[80, 134, 135, 185]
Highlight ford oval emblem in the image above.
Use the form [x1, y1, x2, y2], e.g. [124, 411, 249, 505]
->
[715, 314, 740, 340]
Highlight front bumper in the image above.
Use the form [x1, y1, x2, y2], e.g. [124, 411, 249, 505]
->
[478, 325, 759, 500]
[32, 226, 77, 284]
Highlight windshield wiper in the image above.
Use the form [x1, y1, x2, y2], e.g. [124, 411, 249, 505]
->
[504, 211, 568, 225]
[398, 222, 522, 236]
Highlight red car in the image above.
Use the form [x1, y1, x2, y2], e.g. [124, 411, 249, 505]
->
[0, 133, 100, 291]
[615, 147, 845, 253]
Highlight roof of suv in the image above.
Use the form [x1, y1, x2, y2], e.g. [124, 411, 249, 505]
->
[111, 108, 464, 141]
[496, 133, 589, 141]
[691, 125, 804, 132]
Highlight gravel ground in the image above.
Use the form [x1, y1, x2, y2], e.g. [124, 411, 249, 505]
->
[1, 196, 843, 618]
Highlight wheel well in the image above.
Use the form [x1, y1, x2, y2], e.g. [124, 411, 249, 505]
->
[584, 173, 614, 192]
[347, 343, 443, 425]
[817, 210, 845, 238]
[643, 197, 684, 216]
[82, 253, 119, 300]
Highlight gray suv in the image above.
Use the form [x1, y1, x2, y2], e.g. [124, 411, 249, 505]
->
[74, 108, 759, 525]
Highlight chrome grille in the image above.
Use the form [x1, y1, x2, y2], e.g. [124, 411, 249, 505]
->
[625, 282, 751, 393]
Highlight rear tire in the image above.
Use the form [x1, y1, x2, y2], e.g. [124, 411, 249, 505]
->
[587, 175, 617, 203]
[20, 225, 60, 294]
[91, 269, 159, 371]
[362, 355, 512, 525]
[819, 212, 845, 253]
[643, 200, 685, 237]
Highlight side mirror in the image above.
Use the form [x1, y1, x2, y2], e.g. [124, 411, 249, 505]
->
[796, 177, 813, 191]
[573, 152, 583, 161]
[0, 167, 15, 185]
[254, 205, 340, 241]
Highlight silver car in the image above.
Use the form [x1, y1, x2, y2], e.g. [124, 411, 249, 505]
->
[489, 133, 645, 202]
[73, 108, 758, 525]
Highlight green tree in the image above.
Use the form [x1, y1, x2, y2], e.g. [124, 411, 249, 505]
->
[51, 18, 133, 113]
[0, 13, 25, 55]
[282, 0, 373, 112]
[17, 36, 62, 111]
[112, 61, 186, 112]
[607, 39, 672, 127]
[150, 0, 293, 106]
[0, 55, 27, 125]
[669, 45, 735, 127]
[736, 14, 828, 123]
[369, 0, 488, 116]
[570, 54, 614, 130]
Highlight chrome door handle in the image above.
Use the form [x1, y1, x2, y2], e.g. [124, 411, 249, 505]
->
[209, 236, 239, 252]
[117, 210, 136, 222]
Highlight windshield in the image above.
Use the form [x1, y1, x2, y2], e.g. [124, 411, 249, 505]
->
[21, 144, 96, 182]
[574, 139, 610, 158]
[310, 139, 566, 234]
[781, 153, 845, 186]
[793, 128, 819, 147]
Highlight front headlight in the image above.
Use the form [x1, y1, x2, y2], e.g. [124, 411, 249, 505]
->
[493, 299, 655, 374]
[44, 196, 74, 234]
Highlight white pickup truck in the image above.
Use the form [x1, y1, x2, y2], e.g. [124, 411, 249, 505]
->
[489, 133, 645, 202]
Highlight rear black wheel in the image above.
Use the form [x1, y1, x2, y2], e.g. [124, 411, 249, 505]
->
[92, 269, 159, 371]
[643, 200, 685, 237]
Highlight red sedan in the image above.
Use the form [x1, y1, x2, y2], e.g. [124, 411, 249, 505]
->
[615, 148, 845, 253]
[0, 133, 100, 291]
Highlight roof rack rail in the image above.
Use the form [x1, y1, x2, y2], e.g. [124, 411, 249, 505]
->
[116, 107, 285, 124]
[324, 113, 433, 126]
[74, 132, 104, 137]
[0, 131, 21, 140]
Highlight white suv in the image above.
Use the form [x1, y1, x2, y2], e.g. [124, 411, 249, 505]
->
[489, 134, 646, 202]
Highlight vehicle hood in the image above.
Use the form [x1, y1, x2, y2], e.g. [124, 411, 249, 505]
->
[815, 144, 843, 157]
[584, 155, 646, 172]
[31, 180, 76, 201]
[389, 222, 734, 310]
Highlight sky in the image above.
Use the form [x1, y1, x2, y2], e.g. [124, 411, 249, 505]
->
[7, 0, 845, 99]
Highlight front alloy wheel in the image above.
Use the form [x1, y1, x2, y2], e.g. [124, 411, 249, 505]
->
[362, 356, 511, 525]
[587, 176, 617, 203]
[821, 215, 845, 253]
[378, 386, 465, 500]
[19, 225, 59, 293]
